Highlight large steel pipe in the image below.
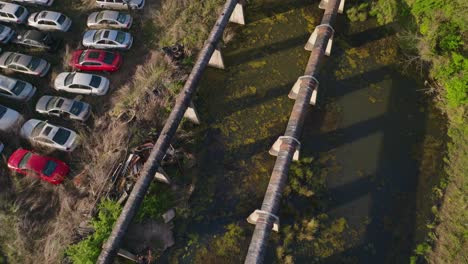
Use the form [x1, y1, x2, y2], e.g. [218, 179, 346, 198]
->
[244, 1, 340, 263]
[97, 1, 239, 263]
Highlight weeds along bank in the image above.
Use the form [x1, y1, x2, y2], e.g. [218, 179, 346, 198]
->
[358, 0, 467, 263]
[0, 0, 225, 263]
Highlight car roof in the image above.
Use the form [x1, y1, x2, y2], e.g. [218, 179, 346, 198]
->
[83, 50, 105, 61]
[0, 2, 22, 13]
[37, 10, 61, 21]
[71, 72, 97, 85]
[98, 10, 119, 21]
[8, 52, 31, 66]
[98, 29, 118, 40]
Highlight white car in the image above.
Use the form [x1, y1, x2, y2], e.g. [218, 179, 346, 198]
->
[27, 11, 71, 31]
[82, 29, 133, 50]
[0, 74, 36, 101]
[87, 10, 132, 29]
[54, 72, 109, 96]
[12, 0, 54, 7]
[0, 24, 15, 44]
[20, 119, 79, 152]
[36, 96, 91, 122]
[0, 104, 20, 132]
[0, 52, 50, 77]
[0, 1, 28, 24]
[95, 0, 144, 10]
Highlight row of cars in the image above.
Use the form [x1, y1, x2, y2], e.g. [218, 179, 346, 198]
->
[1, 0, 144, 185]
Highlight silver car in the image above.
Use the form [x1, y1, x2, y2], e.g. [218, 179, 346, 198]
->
[0, 52, 50, 77]
[82, 29, 133, 50]
[87, 10, 132, 29]
[36, 96, 91, 121]
[95, 0, 144, 10]
[54, 72, 109, 96]
[27, 11, 72, 32]
[0, 74, 36, 101]
[0, 104, 20, 132]
[0, 24, 15, 44]
[12, 0, 54, 6]
[20, 119, 79, 152]
[0, 1, 28, 24]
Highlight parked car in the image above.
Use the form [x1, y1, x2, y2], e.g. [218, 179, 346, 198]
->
[0, 104, 20, 132]
[36, 96, 91, 121]
[12, 0, 54, 7]
[95, 0, 144, 10]
[8, 148, 69, 184]
[12, 29, 61, 50]
[0, 1, 28, 24]
[70, 49, 122, 72]
[27, 10, 72, 31]
[87, 10, 132, 29]
[82, 29, 133, 50]
[0, 24, 15, 44]
[20, 119, 79, 152]
[0, 51, 50, 77]
[0, 74, 36, 101]
[54, 72, 109, 95]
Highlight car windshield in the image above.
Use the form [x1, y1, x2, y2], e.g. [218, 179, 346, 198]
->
[28, 57, 41, 70]
[89, 76, 101, 88]
[15, 7, 25, 18]
[42, 160, 57, 177]
[52, 128, 70, 145]
[4, 53, 15, 65]
[96, 11, 104, 21]
[0, 105, 6, 119]
[115, 32, 126, 44]
[103, 52, 115, 64]
[93, 31, 102, 42]
[64, 73, 75, 86]
[78, 52, 87, 63]
[31, 121, 46, 137]
[57, 15, 66, 25]
[117, 13, 126, 23]
[18, 152, 32, 169]
[46, 97, 59, 110]
[11, 81, 26, 95]
[70, 101, 83, 115]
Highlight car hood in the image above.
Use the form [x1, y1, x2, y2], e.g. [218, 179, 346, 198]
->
[0, 108, 20, 131]
[8, 148, 30, 168]
[0, 52, 12, 66]
[27, 12, 39, 24]
[0, 27, 12, 39]
[87, 12, 99, 24]
[82, 30, 96, 44]
[54, 72, 69, 88]
[35, 95, 52, 112]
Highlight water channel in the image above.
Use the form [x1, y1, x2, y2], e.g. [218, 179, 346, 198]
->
[165, 0, 446, 263]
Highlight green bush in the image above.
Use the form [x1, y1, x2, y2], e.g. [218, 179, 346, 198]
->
[136, 183, 174, 222]
[66, 200, 122, 264]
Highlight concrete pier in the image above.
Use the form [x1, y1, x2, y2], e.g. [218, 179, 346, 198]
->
[305, 24, 334, 56]
[229, 0, 245, 25]
[269, 136, 301, 161]
[247, 210, 279, 232]
[208, 43, 226, 69]
[319, 0, 345, 14]
[289, 75, 319, 105]
[183, 101, 201, 124]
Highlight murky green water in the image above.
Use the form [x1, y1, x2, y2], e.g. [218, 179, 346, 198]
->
[165, 1, 446, 263]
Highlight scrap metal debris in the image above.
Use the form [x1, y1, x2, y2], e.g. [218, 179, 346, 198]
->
[162, 43, 185, 65]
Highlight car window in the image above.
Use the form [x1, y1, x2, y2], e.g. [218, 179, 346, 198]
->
[78, 52, 87, 63]
[57, 15, 66, 25]
[0, 105, 6, 118]
[0, 12, 7, 18]
[103, 52, 115, 64]
[46, 97, 58, 110]
[11, 81, 26, 95]
[38, 20, 46, 24]
[46, 21, 56, 26]
[52, 128, 70, 145]
[0, 88, 11, 95]
[7, 13, 14, 19]
[56, 98, 64, 108]
[70, 101, 83, 115]
[14, 7, 25, 18]
[28, 57, 41, 70]
[89, 76, 101, 88]
[42, 160, 57, 176]
[64, 73, 75, 86]
[31, 121, 46, 137]
[117, 13, 126, 23]
[96, 11, 104, 21]
[82, 62, 101, 66]
[93, 31, 102, 42]
[18, 152, 33, 169]
[0, 25, 4, 32]
[115, 32, 125, 44]
[4, 53, 15, 65]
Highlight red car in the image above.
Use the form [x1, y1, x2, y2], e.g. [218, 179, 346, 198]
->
[70, 49, 122, 72]
[7, 149, 70, 185]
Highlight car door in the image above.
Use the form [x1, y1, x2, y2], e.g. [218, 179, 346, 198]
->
[34, 136, 55, 148]
[81, 61, 101, 70]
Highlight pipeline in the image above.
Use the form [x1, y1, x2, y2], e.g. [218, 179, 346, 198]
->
[244, 0, 340, 263]
[97, 0, 239, 263]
